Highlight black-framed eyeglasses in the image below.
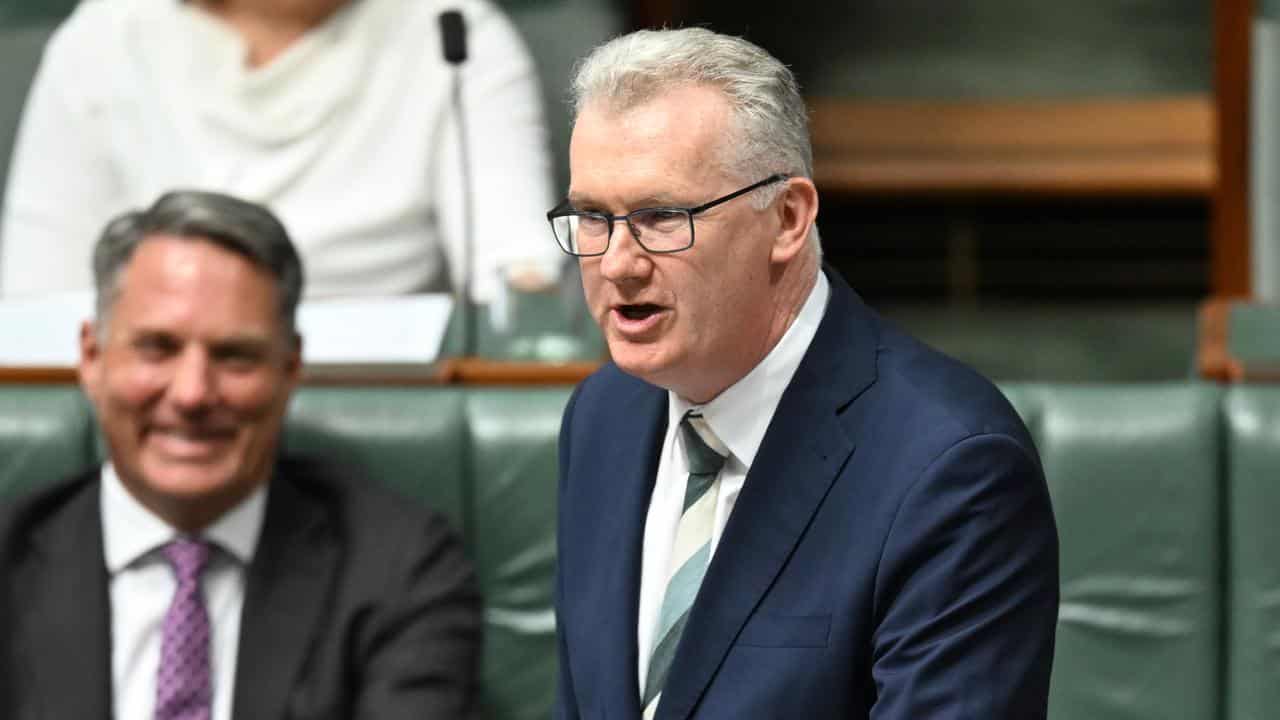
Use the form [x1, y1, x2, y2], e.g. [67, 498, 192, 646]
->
[546, 173, 789, 257]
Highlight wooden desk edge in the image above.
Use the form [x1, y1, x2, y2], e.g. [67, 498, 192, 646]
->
[0, 359, 602, 387]
[1197, 298, 1241, 382]
[434, 358, 602, 385]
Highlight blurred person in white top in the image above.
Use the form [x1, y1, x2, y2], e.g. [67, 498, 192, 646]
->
[0, 0, 562, 302]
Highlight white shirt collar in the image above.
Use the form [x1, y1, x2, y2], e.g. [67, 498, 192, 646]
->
[668, 271, 831, 469]
[100, 462, 268, 574]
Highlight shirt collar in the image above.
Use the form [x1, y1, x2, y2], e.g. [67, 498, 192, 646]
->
[668, 271, 830, 468]
[100, 462, 268, 574]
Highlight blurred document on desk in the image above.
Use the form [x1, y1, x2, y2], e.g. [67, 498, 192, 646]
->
[298, 294, 453, 364]
[0, 292, 92, 365]
[0, 293, 453, 366]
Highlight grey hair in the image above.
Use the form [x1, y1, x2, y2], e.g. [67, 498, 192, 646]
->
[93, 190, 304, 336]
[570, 27, 812, 211]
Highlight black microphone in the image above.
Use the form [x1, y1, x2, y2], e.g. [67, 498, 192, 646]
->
[439, 10, 467, 64]
[439, 10, 475, 357]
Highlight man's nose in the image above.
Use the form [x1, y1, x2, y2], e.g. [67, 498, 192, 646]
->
[167, 347, 217, 410]
[598, 219, 652, 283]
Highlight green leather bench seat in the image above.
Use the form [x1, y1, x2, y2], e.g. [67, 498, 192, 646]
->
[1224, 387, 1280, 720]
[1003, 383, 1222, 720]
[285, 388, 471, 527]
[285, 386, 568, 720]
[0, 385, 96, 498]
[467, 389, 566, 719]
[0, 381, 1247, 719]
[0, 384, 569, 720]
[287, 387, 567, 720]
[0, 0, 75, 219]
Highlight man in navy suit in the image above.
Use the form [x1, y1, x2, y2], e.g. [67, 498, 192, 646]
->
[549, 27, 1059, 719]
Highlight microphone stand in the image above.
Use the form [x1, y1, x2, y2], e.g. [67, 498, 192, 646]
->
[439, 11, 474, 357]
[450, 70, 475, 358]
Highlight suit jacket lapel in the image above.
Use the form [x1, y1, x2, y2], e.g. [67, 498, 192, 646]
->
[573, 379, 667, 717]
[232, 464, 338, 719]
[21, 473, 112, 718]
[656, 270, 877, 720]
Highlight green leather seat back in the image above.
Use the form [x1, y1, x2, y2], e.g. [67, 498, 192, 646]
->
[1228, 304, 1280, 363]
[1000, 383, 1222, 720]
[285, 385, 571, 719]
[466, 387, 569, 720]
[0, 0, 77, 23]
[1224, 387, 1280, 720]
[0, 23, 54, 220]
[0, 379, 1236, 719]
[284, 387, 470, 530]
[0, 0, 77, 218]
[0, 385, 96, 497]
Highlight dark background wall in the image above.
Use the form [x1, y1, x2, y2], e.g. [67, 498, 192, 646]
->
[678, 0, 1211, 98]
[668, 1, 1215, 307]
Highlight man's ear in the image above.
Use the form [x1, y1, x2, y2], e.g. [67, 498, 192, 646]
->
[78, 320, 102, 400]
[771, 176, 819, 264]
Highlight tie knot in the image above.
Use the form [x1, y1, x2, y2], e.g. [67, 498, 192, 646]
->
[163, 537, 211, 584]
[680, 412, 727, 476]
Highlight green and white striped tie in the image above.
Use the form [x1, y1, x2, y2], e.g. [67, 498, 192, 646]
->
[642, 411, 728, 719]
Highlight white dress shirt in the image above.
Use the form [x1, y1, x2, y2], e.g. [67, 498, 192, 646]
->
[636, 272, 831, 690]
[101, 463, 267, 720]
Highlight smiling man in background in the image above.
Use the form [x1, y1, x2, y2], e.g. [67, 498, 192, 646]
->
[0, 190, 480, 718]
[552, 28, 1059, 718]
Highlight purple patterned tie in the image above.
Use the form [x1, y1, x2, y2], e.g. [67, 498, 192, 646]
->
[155, 538, 212, 720]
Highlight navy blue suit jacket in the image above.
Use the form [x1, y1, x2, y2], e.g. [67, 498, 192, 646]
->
[555, 268, 1059, 719]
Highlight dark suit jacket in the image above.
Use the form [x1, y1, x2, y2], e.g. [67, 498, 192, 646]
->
[555, 268, 1059, 719]
[0, 454, 481, 720]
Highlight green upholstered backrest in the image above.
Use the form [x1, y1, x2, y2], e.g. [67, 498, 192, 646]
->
[0, 0, 77, 24]
[1227, 304, 1280, 364]
[466, 388, 568, 720]
[0, 383, 566, 720]
[1223, 387, 1280, 720]
[0, 0, 74, 215]
[285, 385, 569, 720]
[0, 380, 1240, 720]
[284, 387, 471, 528]
[0, 22, 54, 223]
[0, 385, 96, 497]
[1000, 383, 1223, 720]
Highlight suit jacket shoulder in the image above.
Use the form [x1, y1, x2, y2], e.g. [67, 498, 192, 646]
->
[0, 470, 100, 557]
[566, 361, 662, 427]
[0, 458, 482, 720]
[855, 306, 1040, 470]
[235, 453, 483, 719]
[0, 468, 111, 719]
[273, 453, 466, 555]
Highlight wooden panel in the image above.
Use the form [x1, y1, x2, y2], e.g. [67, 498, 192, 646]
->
[1198, 297, 1242, 381]
[1211, 0, 1253, 296]
[0, 359, 601, 387]
[809, 96, 1215, 198]
[0, 367, 78, 384]
[435, 358, 600, 385]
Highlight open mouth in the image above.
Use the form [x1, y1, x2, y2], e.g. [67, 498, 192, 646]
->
[617, 303, 663, 321]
